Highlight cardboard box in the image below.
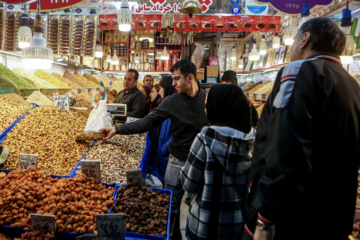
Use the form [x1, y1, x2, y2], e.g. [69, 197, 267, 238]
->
[114, 31, 122, 42]
[207, 66, 219, 77]
[120, 32, 129, 42]
[197, 68, 205, 80]
[105, 31, 113, 42]
[206, 77, 218, 84]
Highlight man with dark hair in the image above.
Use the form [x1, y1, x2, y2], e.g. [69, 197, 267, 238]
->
[114, 69, 146, 118]
[101, 60, 209, 240]
[243, 17, 360, 240]
[221, 70, 259, 127]
[143, 74, 154, 88]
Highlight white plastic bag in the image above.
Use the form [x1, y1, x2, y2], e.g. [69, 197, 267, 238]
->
[144, 174, 163, 189]
[191, 43, 205, 68]
[85, 100, 113, 133]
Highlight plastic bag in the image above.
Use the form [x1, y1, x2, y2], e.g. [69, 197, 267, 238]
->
[191, 43, 205, 68]
[144, 173, 163, 189]
[84, 100, 113, 133]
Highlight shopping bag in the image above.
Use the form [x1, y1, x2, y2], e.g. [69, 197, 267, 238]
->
[84, 100, 112, 133]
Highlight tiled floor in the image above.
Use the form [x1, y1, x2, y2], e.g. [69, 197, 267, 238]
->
[180, 195, 189, 240]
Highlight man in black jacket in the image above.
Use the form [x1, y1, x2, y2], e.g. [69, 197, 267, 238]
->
[101, 60, 209, 240]
[114, 69, 146, 118]
[243, 17, 360, 240]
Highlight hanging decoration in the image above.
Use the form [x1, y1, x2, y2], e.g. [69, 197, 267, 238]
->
[230, 0, 240, 15]
[2, 0, 86, 11]
[256, 0, 332, 15]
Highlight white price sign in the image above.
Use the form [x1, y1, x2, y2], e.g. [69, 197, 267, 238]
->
[18, 153, 38, 169]
[72, 89, 79, 94]
[52, 94, 70, 111]
[31, 214, 56, 232]
[82, 88, 89, 93]
[81, 160, 101, 182]
[256, 94, 262, 100]
[248, 93, 254, 98]
[125, 168, 142, 187]
[96, 214, 125, 240]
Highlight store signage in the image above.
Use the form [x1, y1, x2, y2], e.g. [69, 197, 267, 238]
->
[130, 0, 212, 14]
[125, 168, 142, 187]
[256, 0, 332, 15]
[245, 0, 268, 15]
[1, 0, 86, 11]
[52, 94, 70, 112]
[96, 214, 125, 240]
[31, 214, 56, 232]
[18, 153, 38, 169]
[81, 160, 101, 183]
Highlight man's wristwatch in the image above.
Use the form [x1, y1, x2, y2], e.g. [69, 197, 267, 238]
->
[257, 219, 272, 230]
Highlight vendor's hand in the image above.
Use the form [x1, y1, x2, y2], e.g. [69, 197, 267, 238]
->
[254, 225, 275, 240]
[100, 127, 116, 140]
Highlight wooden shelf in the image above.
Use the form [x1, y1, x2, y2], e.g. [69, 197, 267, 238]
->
[101, 42, 128, 44]
[155, 49, 182, 52]
[128, 49, 155, 52]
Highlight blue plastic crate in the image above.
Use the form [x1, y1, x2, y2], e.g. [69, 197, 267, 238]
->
[114, 184, 172, 240]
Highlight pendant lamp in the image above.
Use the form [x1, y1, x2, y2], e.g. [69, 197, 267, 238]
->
[161, 47, 170, 60]
[272, 33, 280, 49]
[238, 56, 244, 68]
[21, 0, 53, 69]
[249, 43, 260, 61]
[230, 46, 237, 60]
[259, 35, 268, 55]
[180, 0, 202, 18]
[111, 49, 119, 65]
[18, 0, 31, 49]
[118, 0, 132, 32]
[95, 44, 103, 58]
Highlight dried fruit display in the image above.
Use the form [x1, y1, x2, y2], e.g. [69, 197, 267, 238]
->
[244, 81, 263, 93]
[0, 75, 20, 94]
[20, 229, 55, 240]
[26, 91, 53, 106]
[13, 68, 56, 89]
[0, 169, 114, 235]
[106, 89, 117, 103]
[34, 70, 69, 89]
[75, 92, 92, 108]
[256, 104, 264, 117]
[74, 73, 98, 88]
[247, 81, 269, 93]
[52, 73, 81, 89]
[0, 95, 32, 133]
[59, 16, 71, 56]
[78, 135, 145, 184]
[253, 81, 274, 94]
[83, 73, 101, 85]
[47, 15, 59, 55]
[111, 81, 124, 93]
[112, 184, 170, 237]
[0, 64, 36, 89]
[91, 74, 111, 88]
[82, 16, 96, 57]
[1, 106, 88, 175]
[63, 72, 90, 88]
[242, 82, 254, 92]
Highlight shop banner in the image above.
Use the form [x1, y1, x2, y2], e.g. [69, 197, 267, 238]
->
[227, 16, 241, 33]
[131, 0, 212, 14]
[200, 15, 214, 32]
[132, 15, 148, 31]
[148, 14, 162, 31]
[1, 0, 86, 11]
[256, 0, 333, 15]
[214, 16, 227, 32]
[174, 14, 188, 32]
[99, 14, 162, 31]
[186, 15, 201, 32]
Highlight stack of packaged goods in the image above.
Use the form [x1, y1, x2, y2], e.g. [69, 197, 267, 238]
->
[0, 95, 32, 133]
[34, 70, 70, 89]
[77, 135, 145, 184]
[13, 68, 56, 89]
[52, 73, 81, 89]
[1, 106, 88, 175]
[0, 64, 37, 89]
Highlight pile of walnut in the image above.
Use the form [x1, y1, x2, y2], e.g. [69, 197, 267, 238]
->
[0, 106, 89, 175]
[18, 230, 55, 240]
[0, 169, 114, 235]
[112, 184, 170, 237]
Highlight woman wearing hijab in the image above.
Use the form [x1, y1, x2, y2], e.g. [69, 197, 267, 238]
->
[140, 85, 152, 114]
[180, 84, 256, 240]
[149, 84, 162, 113]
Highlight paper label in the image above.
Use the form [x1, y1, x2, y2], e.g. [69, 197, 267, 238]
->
[82, 88, 89, 94]
[52, 94, 70, 111]
[125, 168, 142, 187]
[72, 89, 79, 94]
[248, 93, 254, 98]
[18, 153, 38, 169]
[256, 94, 262, 100]
[31, 214, 56, 232]
[81, 160, 101, 182]
[96, 214, 125, 240]
[125, 117, 140, 124]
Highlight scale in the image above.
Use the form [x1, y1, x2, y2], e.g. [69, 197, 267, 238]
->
[106, 103, 127, 123]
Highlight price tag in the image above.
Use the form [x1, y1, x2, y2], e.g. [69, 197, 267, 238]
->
[96, 214, 125, 240]
[265, 94, 269, 100]
[81, 160, 101, 182]
[18, 153, 38, 169]
[110, 81, 113, 87]
[31, 214, 56, 232]
[72, 89, 79, 94]
[256, 94, 262, 100]
[248, 93, 253, 98]
[52, 94, 70, 111]
[125, 117, 140, 124]
[125, 168, 142, 187]
[82, 88, 89, 93]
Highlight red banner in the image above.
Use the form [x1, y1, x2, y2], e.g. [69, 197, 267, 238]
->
[200, 15, 214, 32]
[2, 0, 85, 11]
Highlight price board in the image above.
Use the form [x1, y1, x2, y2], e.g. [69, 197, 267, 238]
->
[18, 153, 38, 169]
[125, 168, 142, 187]
[81, 160, 101, 182]
[96, 214, 125, 240]
[52, 94, 70, 112]
[31, 214, 55, 232]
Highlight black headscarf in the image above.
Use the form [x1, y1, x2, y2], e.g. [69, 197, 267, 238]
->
[206, 84, 251, 133]
[161, 76, 176, 97]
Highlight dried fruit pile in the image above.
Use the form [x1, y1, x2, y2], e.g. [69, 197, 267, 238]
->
[1, 106, 88, 175]
[13, 68, 56, 89]
[0, 169, 114, 235]
[112, 184, 170, 237]
[52, 73, 81, 89]
[0, 64, 36, 89]
[63, 72, 89, 88]
[34, 70, 69, 89]
[74, 73, 98, 88]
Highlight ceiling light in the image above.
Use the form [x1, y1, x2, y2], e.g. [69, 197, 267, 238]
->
[238, 56, 244, 68]
[259, 35, 268, 55]
[111, 50, 119, 65]
[249, 45, 260, 61]
[95, 44, 103, 58]
[118, 0, 132, 32]
[272, 33, 280, 49]
[21, 0, 53, 69]
[230, 46, 236, 60]
[18, 1, 31, 49]
[107, 52, 111, 63]
[284, 17, 297, 46]
[161, 47, 169, 60]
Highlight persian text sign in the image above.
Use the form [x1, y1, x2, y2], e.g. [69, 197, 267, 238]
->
[131, 0, 212, 14]
[256, 0, 333, 14]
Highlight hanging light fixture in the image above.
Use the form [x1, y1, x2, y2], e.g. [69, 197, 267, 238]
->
[107, 50, 111, 63]
[298, 1, 310, 29]
[340, 1, 355, 64]
[111, 49, 119, 65]
[95, 44, 103, 58]
[161, 47, 170, 60]
[249, 42, 260, 61]
[21, 0, 53, 69]
[179, 0, 202, 18]
[230, 46, 237, 60]
[238, 56, 244, 68]
[18, 0, 31, 49]
[259, 35, 268, 55]
[284, 17, 297, 46]
[272, 33, 280, 49]
[118, 0, 132, 32]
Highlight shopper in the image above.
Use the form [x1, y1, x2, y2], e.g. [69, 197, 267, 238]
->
[243, 17, 360, 240]
[149, 84, 161, 113]
[143, 74, 154, 88]
[181, 84, 256, 240]
[220, 70, 259, 128]
[114, 69, 147, 118]
[140, 85, 152, 114]
[100, 60, 209, 240]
